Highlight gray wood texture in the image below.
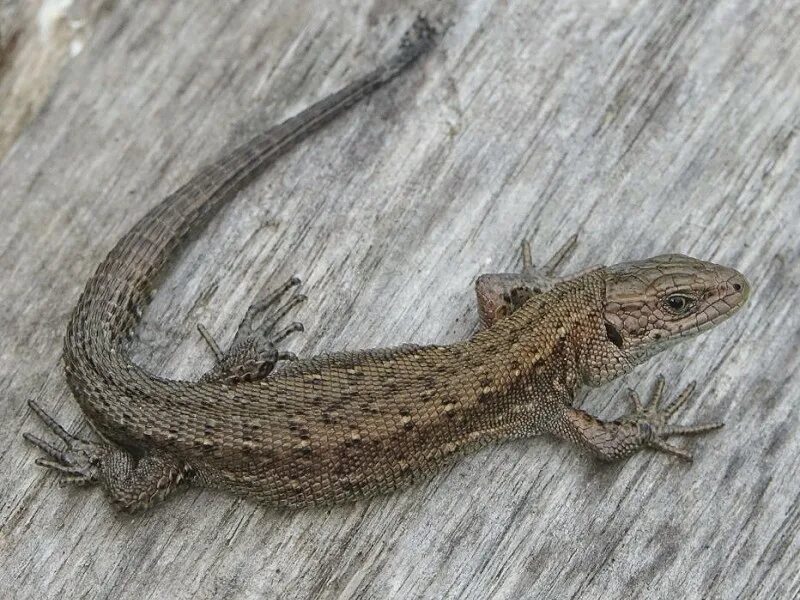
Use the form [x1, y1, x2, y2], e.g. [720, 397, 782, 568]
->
[1, 1, 798, 598]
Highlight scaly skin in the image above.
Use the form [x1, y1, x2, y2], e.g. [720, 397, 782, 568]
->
[23, 17, 750, 512]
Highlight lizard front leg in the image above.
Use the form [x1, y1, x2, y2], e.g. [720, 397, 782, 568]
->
[548, 376, 723, 461]
[24, 401, 188, 511]
[198, 276, 306, 383]
[475, 234, 585, 327]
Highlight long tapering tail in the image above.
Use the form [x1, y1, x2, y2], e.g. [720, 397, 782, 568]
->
[63, 17, 436, 397]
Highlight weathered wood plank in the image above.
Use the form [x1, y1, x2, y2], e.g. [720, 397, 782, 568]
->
[1, 1, 798, 598]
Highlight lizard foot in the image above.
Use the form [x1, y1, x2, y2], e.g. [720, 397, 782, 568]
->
[622, 375, 723, 461]
[475, 234, 579, 327]
[24, 399, 104, 485]
[519, 232, 579, 279]
[24, 400, 189, 511]
[198, 276, 307, 382]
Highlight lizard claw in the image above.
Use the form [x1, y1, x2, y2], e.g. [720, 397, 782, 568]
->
[242, 277, 305, 328]
[197, 277, 307, 382]
[25, 400, 189, 510]
[520, 233, 579, 276]
[224, 276, 307, 351]
[196, 278, 309, 383]
[622, 376, 723, 461]
[24, 400, 105, 485]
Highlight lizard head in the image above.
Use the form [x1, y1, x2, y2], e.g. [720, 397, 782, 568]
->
[597, 254, 750, 377]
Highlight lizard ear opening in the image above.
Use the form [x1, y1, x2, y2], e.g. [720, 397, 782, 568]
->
[605, 321, 624, 348]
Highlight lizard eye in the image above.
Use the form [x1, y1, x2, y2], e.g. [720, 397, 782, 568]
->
[664, 294, 695, 314]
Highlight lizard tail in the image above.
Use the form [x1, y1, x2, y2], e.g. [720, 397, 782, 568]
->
[63, 17, 436, 395]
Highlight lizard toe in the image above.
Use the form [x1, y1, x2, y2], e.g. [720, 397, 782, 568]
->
[24, 403, 105, 485]
[621, 379, 723, 459]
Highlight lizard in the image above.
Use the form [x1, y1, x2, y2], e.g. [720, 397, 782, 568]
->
[23, 16, 751, 512]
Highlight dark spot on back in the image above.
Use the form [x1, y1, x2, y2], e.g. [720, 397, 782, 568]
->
[478, 391, 494, 404]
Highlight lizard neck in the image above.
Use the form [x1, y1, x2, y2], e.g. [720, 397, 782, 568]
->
[466, 269, 611, 419]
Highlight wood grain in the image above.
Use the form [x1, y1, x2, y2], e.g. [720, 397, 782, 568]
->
[1, 1, 798, 598]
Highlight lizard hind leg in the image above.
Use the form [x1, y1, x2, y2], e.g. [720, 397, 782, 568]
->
[475, 234, 579, 328]
[198, 276, 307, 383]
[24, 400, 188, 512]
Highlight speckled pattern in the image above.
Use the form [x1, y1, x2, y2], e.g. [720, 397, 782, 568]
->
[21, 16, 750, 513]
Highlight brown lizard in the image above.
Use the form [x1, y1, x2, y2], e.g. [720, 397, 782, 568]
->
[23, 17, 750, 512]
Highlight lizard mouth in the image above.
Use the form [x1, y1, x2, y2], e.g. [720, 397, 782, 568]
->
[689, 269, 751, 334]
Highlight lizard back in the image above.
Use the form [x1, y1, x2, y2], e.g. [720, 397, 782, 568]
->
[110, 272, 608, 507]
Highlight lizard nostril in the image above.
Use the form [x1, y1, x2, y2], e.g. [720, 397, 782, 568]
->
[733, 283, 742, 291]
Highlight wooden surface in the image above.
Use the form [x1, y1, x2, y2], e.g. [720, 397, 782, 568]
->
[1, 1, 798, 598]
